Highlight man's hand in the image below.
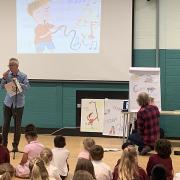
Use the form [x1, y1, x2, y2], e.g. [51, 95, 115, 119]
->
[3, 70, 10, 80]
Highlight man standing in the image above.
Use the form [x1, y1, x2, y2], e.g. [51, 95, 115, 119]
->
[0, 58, 29, 152]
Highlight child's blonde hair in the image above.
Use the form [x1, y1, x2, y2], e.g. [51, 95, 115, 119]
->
[30, 157, 49, 180]
[0, 163, 14, 180]
[118, 146, 139, 180]
[83, 138, 95, 152]
[28, 0, 49, 16]
[40, 147, 53, 165]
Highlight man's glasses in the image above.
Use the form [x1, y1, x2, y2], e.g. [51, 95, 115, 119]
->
[8, 64, 16, 67]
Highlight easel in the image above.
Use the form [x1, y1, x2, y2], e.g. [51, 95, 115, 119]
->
[121, 111, 137, 143]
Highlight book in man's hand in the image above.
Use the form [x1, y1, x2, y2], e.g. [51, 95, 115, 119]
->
[4, 78, 22, 97]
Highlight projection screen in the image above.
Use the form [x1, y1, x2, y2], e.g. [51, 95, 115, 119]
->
[0, 0, 133, 81]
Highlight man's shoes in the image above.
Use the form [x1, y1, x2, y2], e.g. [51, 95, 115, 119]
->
[139, 146, 151, 155]
[138, 146, 143, 153]
[12, 146, 19, 152]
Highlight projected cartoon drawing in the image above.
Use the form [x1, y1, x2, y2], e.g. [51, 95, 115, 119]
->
[27, 0, 57, 53]
[16, 0, 101, 53]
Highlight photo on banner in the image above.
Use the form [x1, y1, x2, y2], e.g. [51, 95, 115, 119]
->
[80, 99, 104, 132]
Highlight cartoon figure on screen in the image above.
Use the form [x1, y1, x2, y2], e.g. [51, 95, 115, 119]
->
[76, 4, 99, 51]
[27, 0, 60, 53]
[86, 101, 99, 126]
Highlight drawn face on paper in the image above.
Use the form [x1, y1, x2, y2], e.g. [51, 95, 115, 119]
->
[32, 3, 50, 24]
[87, 112, 96, 120]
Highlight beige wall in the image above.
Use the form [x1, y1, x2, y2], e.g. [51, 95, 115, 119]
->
[134, 0, 180, 49]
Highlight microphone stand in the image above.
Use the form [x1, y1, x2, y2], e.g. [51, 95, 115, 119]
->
[10, 79, 24, 159]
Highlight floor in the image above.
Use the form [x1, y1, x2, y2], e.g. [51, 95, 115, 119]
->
[4, 134, 180, 180]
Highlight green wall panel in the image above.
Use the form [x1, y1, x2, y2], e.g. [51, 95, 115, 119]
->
[160, 116, 180, 137]
[161, 50, 180, 111]
[0, 82, 63, 128]
[133, 49, 156, 67]
[24, 83, 63, 128]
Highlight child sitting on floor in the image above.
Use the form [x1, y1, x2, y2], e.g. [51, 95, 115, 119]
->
[29, 157, 49, 180]
[74, 158, 96, 179]
[51, 135, 70, 180]
[90, 145, 112, 180]
[146, 139, 173, 180]
[15, 124, 44, 178]
[78, 137, 95, 160]
[118, 145, 148, 180]
[40, 147, 61, 180]
[0, 163, 14, 180]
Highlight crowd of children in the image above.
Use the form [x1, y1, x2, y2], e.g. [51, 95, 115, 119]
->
[0, 124, 69, 180]
[0, 124, 180, 180]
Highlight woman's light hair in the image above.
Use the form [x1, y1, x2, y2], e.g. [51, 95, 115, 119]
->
[118, 146, 139, 180]
[136, 92, 150, 106]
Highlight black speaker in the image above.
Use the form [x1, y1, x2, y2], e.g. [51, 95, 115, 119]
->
[122, 100, 129, 112]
